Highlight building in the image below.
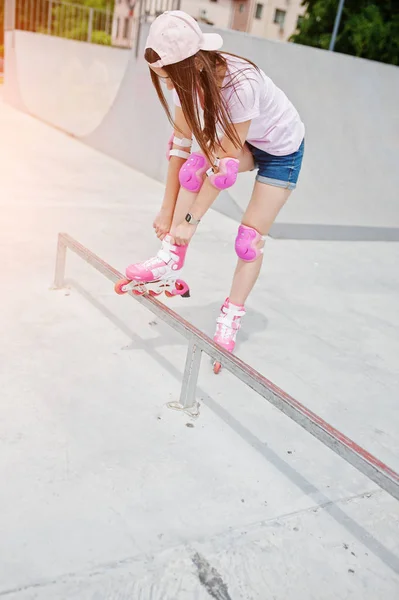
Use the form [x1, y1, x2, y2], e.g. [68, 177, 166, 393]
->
[232, 0, 305, 41]
[183, 0, 305, 42]
[112, 0, 305, 48]
[112, 0, 136, 48]
[181, 0, 233, 30]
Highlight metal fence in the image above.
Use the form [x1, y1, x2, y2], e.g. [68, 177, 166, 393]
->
[140, 0, 180, 19]
[134, 0, 181, 56]
[9, 0, 181, 48]
[54, 233, 399, 502]
[14, 0, 113, 44]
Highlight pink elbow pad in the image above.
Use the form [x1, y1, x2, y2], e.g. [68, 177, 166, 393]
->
[179, 152, 210, 193]
[207, 157, 239, 190]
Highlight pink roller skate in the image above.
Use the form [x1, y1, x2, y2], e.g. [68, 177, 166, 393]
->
[115, 235, 190, 298]
[213, 298, 246, 374]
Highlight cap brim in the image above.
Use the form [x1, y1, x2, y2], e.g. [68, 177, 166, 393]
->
[201, 33, 223, 52]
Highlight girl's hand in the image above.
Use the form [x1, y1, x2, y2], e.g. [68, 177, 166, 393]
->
[153, 207, 173, 240]
[174, 221, 197, 246]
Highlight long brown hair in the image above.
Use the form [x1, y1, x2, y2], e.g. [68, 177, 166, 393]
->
[145, 48, 259, 163]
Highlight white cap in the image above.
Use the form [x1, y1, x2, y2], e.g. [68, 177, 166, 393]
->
[145, 10, 223, 68]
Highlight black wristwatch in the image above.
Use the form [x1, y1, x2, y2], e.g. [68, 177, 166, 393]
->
[185, 213, 201, 225]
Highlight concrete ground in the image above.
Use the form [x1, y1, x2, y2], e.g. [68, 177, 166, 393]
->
[0, 94, 398, 599]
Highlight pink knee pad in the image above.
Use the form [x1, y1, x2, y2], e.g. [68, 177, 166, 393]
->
[235, 225, 264, 262]
[208, 157, 239, 190]
[179, 152, 210, 193]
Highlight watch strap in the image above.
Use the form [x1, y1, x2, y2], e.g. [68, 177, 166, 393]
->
[185, 213, 201, 225]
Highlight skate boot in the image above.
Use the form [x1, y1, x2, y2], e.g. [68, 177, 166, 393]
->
[125, 234, 188, 283]
[213, 298, 246, 374]
[114, 235, 189, 298]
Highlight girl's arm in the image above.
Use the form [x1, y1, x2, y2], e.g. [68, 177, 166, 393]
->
[161, 106, 193, 214]
[174, 120, 251, 245]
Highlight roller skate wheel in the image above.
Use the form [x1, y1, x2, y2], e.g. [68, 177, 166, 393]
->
[175, 280, 190, 298]
[114, 278, 130, 295]
[213, 361, 222, 375]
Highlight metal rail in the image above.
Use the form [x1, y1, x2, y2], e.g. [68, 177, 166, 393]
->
[54, 233, 399, 501]
[9, 0, 113, 45]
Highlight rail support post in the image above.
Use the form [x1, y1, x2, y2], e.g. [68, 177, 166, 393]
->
[167, 338, 201, 418]
[53, 234, 67, 289]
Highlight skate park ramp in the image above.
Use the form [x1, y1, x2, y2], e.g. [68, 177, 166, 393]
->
[3, 31, 130, 137]
[2, 15, 399, 600]
[1, 79, 399, 598]
[4, 25, 399, 240]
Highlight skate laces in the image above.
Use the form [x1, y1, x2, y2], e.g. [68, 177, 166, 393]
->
[217, 303, 245, 340]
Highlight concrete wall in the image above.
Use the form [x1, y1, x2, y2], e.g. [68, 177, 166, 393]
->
[4, 31, 130, 137]
[210, 26, 399, 234]
[4, 26, 399, 238]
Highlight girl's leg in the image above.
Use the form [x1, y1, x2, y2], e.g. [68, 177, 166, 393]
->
[229, 182, 291, 306]
[126, 146, 254, 282]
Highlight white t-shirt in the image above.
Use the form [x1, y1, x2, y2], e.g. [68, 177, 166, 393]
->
[172, 54, 305, 156]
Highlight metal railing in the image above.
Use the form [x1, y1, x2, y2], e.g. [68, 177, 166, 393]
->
[134, 0, 181, 57]
[6, 0, 182, 51]
[14, 0, 112, 44]
[54, 233, 399, 502]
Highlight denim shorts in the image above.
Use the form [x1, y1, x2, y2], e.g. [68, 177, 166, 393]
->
[247, 139, 305, 190]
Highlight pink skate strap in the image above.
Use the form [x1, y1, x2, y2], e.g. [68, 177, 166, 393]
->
[166, 133, 192, 161]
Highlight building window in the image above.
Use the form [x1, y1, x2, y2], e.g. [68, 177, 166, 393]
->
[123, 17, 129, 39]
[274, 9, 286, 27]
[296, 15, 304, 29]
[116, 17, 120, 38]
[255, 3, 263, 19]
[239, 3, 245, 13]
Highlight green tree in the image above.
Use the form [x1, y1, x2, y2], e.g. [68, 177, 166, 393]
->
[50, 0, 114, 44]
[291, 1, 399, 66]
[11, 1, 114, 44]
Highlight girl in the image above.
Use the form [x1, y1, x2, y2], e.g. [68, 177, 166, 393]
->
[126, 10, 305, 371]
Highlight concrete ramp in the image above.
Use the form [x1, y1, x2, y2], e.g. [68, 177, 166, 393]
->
[4, 31, 130, 137]
[214, 26, 399, 238]
[4, 27, 399, 238]
[1, 96, 399, 599]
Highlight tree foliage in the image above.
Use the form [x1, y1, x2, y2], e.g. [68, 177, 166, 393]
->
[14, 0, 114, 45]
[291, 0, 399, 66]
[1, 1, 115, 57]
